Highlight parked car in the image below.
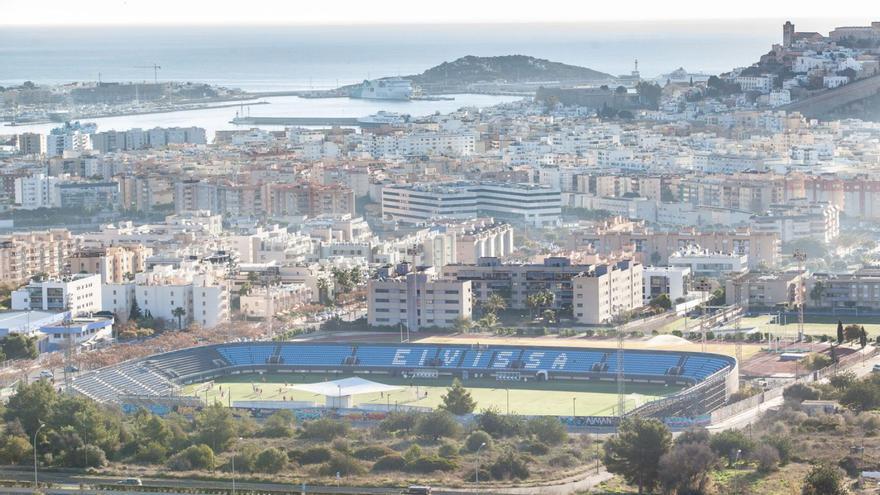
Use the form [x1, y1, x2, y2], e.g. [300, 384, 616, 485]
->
[116, 478, 142, 486]
[38, 370, 54, 380]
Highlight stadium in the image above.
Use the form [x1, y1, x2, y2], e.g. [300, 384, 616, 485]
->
[70, 341, 739, 423]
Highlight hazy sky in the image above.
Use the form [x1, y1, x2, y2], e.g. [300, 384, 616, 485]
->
[2, 0, 879, 26]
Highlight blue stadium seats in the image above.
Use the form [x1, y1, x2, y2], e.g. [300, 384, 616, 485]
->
[71, 342, 735, 404]
[279, 345, 353, 366]
[355, 346, 440, 367]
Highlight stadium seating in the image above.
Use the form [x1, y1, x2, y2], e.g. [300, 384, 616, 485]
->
[355, 346, 441, 367]
[279, 345, 354, 366]
[680, 356, 730, 380]
[71, 342, 735, 405]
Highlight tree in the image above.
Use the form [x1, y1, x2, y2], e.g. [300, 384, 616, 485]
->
[484, 293, 507, 315]
[649, 294, 672, 311]
[415, 410, 460, 440]
[316, 278, 331, 305]
[440, 379, 476, 415]
[0, 435, 32, 464]
[172, 306, 186, 330]
[658, 441, 719, 494]
[709, 429, 754, 466]
[169, 444, 215, 471]
[195, 404, 237, 452]
[477, 313, 499, 332]
[453, 316, 474, 333]
[4, 380, 57, 436]
[802, 463, 846, 495]
[1, 334, 38, 360]
[129, 298, 142, 320]
[837, 320, 844, 344]
[810, 281, 825, 306]
[603, 417, 672, 494]
[840, 379, 880, 411]
[541, 308, 556, 324]
[844, 324, 862, 342]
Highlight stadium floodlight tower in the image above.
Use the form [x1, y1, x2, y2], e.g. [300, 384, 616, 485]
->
[614, 308, 626, 417]
[793, 249, 807, 342]
[733, 277, 744, 369]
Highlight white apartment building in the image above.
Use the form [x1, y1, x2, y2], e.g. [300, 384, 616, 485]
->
[368, 266, 472, 331]
[14, 174, 60, 209]
[0, 229, 79, 282]
[240, 283, 313, 319]
[750, 201, 840, 244]
[573, 260, 644, 325]
[45, 131, 92, 157]
[668, 247, 749, 279]
[382, 182, 561, 227]
[735, 75, 775, 94]
[12, 273, 102, 316]
[643, 266, 691, 304]
[230, 225, 312, 265]
[102, 264, 229, 328]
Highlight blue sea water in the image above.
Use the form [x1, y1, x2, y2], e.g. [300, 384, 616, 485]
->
[0, 21, 800, 90]
[0, 19, 856, 139]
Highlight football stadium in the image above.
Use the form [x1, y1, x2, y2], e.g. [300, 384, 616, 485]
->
[70, 341, 738, 424]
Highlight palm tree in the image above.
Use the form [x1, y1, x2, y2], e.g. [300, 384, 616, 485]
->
[484, 293, 507, 315]
[172, 306, 186, 330]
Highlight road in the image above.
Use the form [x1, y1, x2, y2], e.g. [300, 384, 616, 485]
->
[0, 459, 614, 495]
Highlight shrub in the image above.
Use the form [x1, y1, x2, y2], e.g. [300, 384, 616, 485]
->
[255, 447, 287, 473]
[406, 455, 458, 473]
[763, 434, 793, 465]
[0, 435, 31, 464]
[168, 444, 214, 471]
[548, 453, 578, 468]
[522, 440, 550, 455]
[261, 410, 294, 438]
[528, 416, 567, 445]
[318, 454, 365, 477]
[68, 444, 107, 468]
[489, 450, 530, 480]
[438, 442, 460, 459]
[331, 438, 350, 453]
[300, 418, 349, 441]
[750, 444, 780, 473]
[299, 446, 332, 465]
[414, 410, 460, 440]
[372, 454, 406, 472]
[353, 445, 393, 461]
[135, 441, 168, 464]
[465, 430, 492, 452]
[477, 408, 524, 438]
[709, 430, 753, 466]
[379, 411, 418, 433]
[783, 383, 820, 403]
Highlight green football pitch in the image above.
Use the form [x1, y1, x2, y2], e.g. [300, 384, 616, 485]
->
[184, 373, 683, 416]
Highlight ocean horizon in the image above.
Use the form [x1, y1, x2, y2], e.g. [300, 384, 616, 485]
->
[0, 19, 862, 92]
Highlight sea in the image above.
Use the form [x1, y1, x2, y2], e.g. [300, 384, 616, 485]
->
[0, 19, 860, 139]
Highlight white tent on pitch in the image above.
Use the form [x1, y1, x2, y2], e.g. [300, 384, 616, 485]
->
[290, 376, 401, 408]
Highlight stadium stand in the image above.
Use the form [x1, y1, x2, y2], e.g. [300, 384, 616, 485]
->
[71, 343, 738, 416]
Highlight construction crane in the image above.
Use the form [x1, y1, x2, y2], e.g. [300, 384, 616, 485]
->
[134, 64, 162, 84]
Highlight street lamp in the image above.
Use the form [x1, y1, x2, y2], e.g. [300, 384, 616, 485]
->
[475, 442, 487, 485]
[572, 397, 577, 417]
[33, 421, 45, 489]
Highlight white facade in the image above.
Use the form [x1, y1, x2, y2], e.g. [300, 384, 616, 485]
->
[668, 247, 749, 279]
[12, 274, 102, 316]
[368, 268, 472, 331]
[382, 182, 561, 227]
[573, 260, 644, 325]
[643, 266, 691, 304]
[14, 174, 60, 209]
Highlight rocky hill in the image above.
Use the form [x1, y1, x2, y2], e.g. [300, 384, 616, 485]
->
[407, 55, 615, 87]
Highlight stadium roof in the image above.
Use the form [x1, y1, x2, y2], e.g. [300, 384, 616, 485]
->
[290, 377, 401, 397]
